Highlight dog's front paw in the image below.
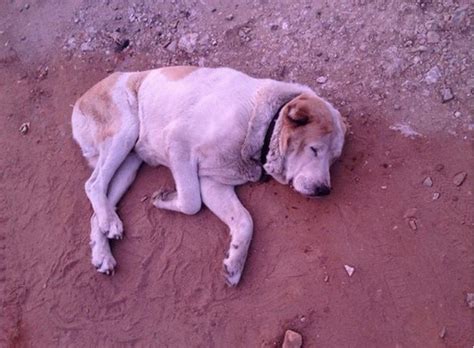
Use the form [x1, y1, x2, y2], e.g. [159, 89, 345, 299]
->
[223, 257, 244, 287]
[97, 212, 123, 240]
[91, 244, 117, 275]
[152, 188, 177, 208]
[106, 212, 123, 240]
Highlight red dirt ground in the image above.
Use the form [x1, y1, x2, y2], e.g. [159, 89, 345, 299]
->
[1, 1, 473, 347]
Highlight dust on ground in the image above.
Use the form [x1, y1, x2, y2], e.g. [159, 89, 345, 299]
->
[1, 1, 473, 346]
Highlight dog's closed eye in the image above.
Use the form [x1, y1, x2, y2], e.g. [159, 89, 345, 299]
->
[310, 146, 319, 157]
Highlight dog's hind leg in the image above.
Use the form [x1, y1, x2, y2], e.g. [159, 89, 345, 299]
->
[85, 127, 138, 236]
[200, 178, 253, 286]
[90, 151, 142, 273]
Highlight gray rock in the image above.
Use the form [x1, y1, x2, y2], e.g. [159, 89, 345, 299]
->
[453, 172, 467, 186]
[178, 33, 198, 54]
[422, 176, 433, 187]
[408, 219, 417, 231]
[432, 192, 440, 200]
[425, 66, 441, 84]
[441, 87, 454, 103]
[467, 293, 474, 308]
[344, 264, 355, 276]
[165, 40, 177, 52]
[316, 76, 328, 84]
[282, 330, 303, 348]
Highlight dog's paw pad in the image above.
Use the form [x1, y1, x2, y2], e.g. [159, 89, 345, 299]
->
[152, 189, 177, 207]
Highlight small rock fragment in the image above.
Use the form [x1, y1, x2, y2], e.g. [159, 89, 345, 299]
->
[439, 326, 446, 339]
[37, 66, 49, 80]
[164, 40, 177, 52]
[140, 195, 148, 202]
[344, 265, 355, 277]
[19, 122, 30, 135]
[408, 219, 417, 231]
[324, 274, 329, 282]
[425, 66, 441, 84]
[282, 330, 303, 348]
[225, 14, 234, 21]
[316, 76, 328, 84]
[178, 33, 198, 54]
[432, 192, 440, 200]
[440, 87, 454, 103]
[452, 172, 467, 186]
[466, 293, 474, 308]
[454, 111, 461, 118]
[422, 176, 433, 187]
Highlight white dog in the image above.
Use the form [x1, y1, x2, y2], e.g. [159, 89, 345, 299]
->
[72, 66, 346, 286]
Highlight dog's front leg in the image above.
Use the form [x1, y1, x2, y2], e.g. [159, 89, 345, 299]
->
[152, 152, 202, 215]
[200, 178, 253, 286]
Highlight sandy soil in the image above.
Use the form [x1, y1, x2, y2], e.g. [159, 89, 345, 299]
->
[1, 1, 473, 347]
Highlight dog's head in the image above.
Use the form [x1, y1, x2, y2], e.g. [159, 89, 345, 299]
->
[272, 93, 347, 197]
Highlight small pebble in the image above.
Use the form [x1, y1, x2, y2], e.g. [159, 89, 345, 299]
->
[454, 111, 461, 118]
[439, 326, 446, 339]
[441, 87, 454, 103]
[316, 76, 328, 84]
[408, 219, 417, 231]
[452, 172, 467, 186]
[282, 330, 303, 348]
[324, 275, 329, 282]
[225, 14, 234, 21]
[422, 176, 433, 187]
[466, 293, 474, 308]
[344, 265, 355, 277]
[19, 122, 30, 135]
[432, 192, 440, 200]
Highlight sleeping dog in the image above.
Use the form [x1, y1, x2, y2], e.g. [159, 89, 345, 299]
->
[72, 66, 347, 286]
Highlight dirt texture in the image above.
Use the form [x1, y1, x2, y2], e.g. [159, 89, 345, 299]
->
[1, 1, 473, 347]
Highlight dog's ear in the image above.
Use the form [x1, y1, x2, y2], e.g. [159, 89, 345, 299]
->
[285, 104, 309, 127]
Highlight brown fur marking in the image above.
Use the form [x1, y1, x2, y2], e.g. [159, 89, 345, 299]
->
[159, 66, 198, 81]
[280, 93, 335, 154]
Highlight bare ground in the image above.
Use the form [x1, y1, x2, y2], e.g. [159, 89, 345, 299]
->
[0, 1, 473, 347]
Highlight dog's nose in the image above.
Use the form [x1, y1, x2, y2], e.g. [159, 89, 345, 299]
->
[314, 185, 331, 196]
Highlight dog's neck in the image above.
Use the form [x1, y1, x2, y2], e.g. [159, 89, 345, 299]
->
[261, 109, 286, 183]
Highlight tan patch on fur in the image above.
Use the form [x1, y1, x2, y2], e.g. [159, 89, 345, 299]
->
[159, 66, 198, 81]
[77, 71, 150, 143]
[126, 70, 150, 94]
[77, 73, 122, 142]
[280, 94, 334, 153]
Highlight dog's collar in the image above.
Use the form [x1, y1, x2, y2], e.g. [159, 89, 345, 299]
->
[260, 104, 285, 180]
[260, 110, 280, 166]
